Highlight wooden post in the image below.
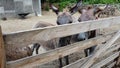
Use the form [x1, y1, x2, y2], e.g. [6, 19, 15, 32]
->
[0, 26, 6, 68]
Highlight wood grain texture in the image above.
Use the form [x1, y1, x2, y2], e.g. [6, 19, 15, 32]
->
[63, 43, 120, 68]
[4, 16, 120, 68]
[107, 62, 116, 68]
[6, 33, 114, 68]
[0, 27, 6, 68]
[3, 16, 120, 48]
[80, 30, 120, 68]
[91, 52, 119, 68]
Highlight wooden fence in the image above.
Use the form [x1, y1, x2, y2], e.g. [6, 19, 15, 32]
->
[1, 16, 120, 68]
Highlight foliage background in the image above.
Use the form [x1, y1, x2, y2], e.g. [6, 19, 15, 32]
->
[41, 0, 120, 11]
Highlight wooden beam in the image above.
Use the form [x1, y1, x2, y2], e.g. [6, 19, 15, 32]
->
[91, 52, 119, 68]
[80, 30, 120, 68]
[6, 33, 114, 68]
[3, 16, 120, 48]
[107, 62, 116, 68]
[101, 43, 120, 56]
[63, 56, 90, 68]
[0, 27, 6, 68]
[64, 52, 119, 68]
[63, 43, 120, 68]
[115, 52, 120, 67]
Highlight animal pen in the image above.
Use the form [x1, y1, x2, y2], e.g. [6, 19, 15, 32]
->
[1, 16, 120, 68]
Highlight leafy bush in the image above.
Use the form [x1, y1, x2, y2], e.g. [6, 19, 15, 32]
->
[59, 1, 70, 11]
[42, 0, 120, 11]
[83, 0, 119, 4]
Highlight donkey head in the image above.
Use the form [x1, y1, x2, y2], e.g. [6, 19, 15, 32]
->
[50, 4, 73, 25]
[78, 5, 102, 22]
[68, 0, 102, 21]
[57, 12, 73, 25]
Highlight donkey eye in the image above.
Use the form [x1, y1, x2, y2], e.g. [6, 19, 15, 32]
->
[69, 21, 72, 23]
[57, 21, 60, 25]
[78, 19, 81, 22]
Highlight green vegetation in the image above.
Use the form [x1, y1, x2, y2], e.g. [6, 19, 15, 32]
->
[83, 0, 120, 4]
[41, 0, 120, 11]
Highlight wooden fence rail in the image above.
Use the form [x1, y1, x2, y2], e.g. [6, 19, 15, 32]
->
[1, 16, 120, 68]
[80, 30, 120, 68]
[63, 43, 120, 68]
[3, 16, 120, 48]
[6, 33, 115, 68]
[91, 51, 120, 68]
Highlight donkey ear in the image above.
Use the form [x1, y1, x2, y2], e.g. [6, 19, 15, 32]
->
[50, 4, 59, 15]
[69, 0, 83, 14]
[76, 0, 83, 7]
[104, 4, 109, 9]
[93, 4, 109, 15]
[94, 7, 102, 15]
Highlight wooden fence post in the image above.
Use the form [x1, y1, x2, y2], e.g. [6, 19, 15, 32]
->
[0, 26, 6, 68]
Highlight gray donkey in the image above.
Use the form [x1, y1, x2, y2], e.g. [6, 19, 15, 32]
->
[70, 2, 103, 57]
[69, 2, 102, 57]
[50, 4, 75, 68]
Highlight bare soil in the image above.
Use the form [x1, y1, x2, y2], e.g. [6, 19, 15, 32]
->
[0, 10, 80, 34]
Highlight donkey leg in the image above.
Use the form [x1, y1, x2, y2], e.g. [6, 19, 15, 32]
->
[84, 48, 89, 57]
[58, 36, 71, 67]
[89, 45, 96, 55]
[64, 36, 71, 65]
[59, 58, 63, 68]
[36, 44, 40, 54]
[65, 55, 69, 65]
[33, 43, 41, 54]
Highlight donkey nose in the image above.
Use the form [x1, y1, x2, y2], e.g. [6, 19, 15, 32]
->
[96, 17, 98, 19]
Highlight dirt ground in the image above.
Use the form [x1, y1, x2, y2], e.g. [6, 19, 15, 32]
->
[0, 11, 56, 34]
[1, 9, 120, 34]
[0, 10, 80, 34]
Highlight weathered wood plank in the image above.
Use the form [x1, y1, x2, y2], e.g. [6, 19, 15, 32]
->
[63, 56, 90, 68]
[6, 33, 114, 68]
[63, 43, 120, 68]
[101, 43, 120, 56]
[91, 52, 119, 68]
[0, 27, 6, 68]
[3, 16, 120, 47]
[107, 62, 116, 68]
[115, 53, 120, 67]
[80, 30, 120, 68]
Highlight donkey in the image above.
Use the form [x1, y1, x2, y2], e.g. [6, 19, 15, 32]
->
[6, 22, 56, 61]
[32, 21, 59, 52]
[50, 4, 76, 68]
[70, 5, 102, 57]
